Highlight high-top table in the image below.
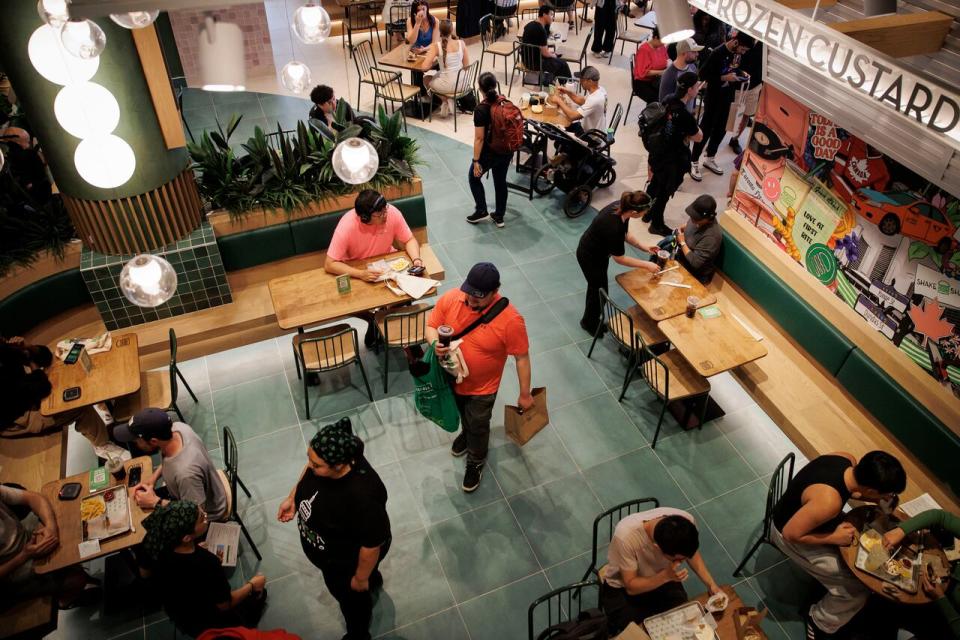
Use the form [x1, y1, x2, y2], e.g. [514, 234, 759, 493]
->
[616, 260, 716, 321]
[658, 303, 768, 377]
[41, 334, 141, 417]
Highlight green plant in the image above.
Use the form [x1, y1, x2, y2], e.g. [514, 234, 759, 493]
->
[188, 104, 422, 217]
[0, 166, 75, 278]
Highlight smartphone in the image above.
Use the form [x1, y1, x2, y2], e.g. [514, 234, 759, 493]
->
[64, 342, 84, 365]
[63, 386, 81, 402]
[127, 465, 142, 487]
[58, 482, 82, 500]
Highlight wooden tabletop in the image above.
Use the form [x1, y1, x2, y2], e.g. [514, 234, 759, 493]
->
[520, 102, 571, 127]
[693, 585, 768, 640]
[0, 429, 67, 491]
[616, 260, 716, 321]
[840, 505, 949, 605]
[378, 44, 435, 72]
[268, 245, 445, 330]
[34, 456, 153, 574]
[658, 303, 768, 377]
[41, 334, 141, 416]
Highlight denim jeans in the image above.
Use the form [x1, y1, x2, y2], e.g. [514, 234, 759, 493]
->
[468, 153, 511, 217]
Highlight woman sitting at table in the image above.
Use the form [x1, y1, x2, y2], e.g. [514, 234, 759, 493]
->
[405, 0, 437, 51]
[422, 20, 470, 117]
[143, 500, 267, 637]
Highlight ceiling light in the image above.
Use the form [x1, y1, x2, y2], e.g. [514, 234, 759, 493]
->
[198, 17, 246, 92]
[653, 0, 694, 44]
[28, 25, 99, 85]
[280, 61, 312, 94]
[120, 254, 178, 307]
[292, 3, 331, 44]
[332, 138, 379, 185]
[38, 0, 70, 29]
[60, 18, 107, 60]
[54, 82, 120, 138]
[74, 134, 136, 188]
[109, 11, 160, 29]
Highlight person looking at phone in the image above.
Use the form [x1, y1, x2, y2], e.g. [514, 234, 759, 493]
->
[771, 451, 906, 640]
[548, 66, 607, 136]
[600, 507, 722, 636]
[405, 0, 437, 51]
[673, 195, 722, 285]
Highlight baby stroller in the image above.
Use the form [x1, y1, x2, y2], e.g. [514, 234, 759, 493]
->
[531, 123, 617, 218]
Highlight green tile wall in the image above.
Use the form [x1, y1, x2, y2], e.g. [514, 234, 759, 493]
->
[80, 223, 232, 330]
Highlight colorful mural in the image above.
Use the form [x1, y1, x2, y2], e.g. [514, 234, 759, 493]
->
[731, 85, 960, 397]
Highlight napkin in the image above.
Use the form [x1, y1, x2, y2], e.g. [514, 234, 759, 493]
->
[56, 332, 112, 361]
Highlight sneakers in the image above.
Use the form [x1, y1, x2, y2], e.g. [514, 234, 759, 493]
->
[492, 215, 505, 229]
[439, 100, 450, 118]
[466, 211, 490, 224]
[462, 462, 484, 492]
[702, 157, 725, 175]
[451, 433, 467, 457]
[729, 138, 743, 155]
[689, 162, 703, 182]
[363, 323, 378, 348]
[591, 51, 608, 59]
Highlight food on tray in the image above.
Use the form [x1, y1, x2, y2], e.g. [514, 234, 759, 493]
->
[706, 591, 729, 613]
[860, 529, 882, 551]
[885, 559, 903, 576]
[80, 496, 106, 521]
[389, 258, 410, 272]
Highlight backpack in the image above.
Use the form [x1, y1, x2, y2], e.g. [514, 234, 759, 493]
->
[536, 609, 608, 640]
[488, 96, 524, 154]
[638, 101, 671, 158]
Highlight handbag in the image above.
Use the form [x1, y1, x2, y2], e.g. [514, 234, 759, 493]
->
[726, 87, 748, 134]
[504, 387, 548, 446]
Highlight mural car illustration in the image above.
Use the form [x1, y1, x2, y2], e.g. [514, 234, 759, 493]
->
[850, 188, 958, 253]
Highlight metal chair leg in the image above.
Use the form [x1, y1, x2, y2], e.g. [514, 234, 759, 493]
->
[650, 397, 669, 448]
[234, 511, 263, 561]
[357, 358, 374, 402]
[625, 93, 634, 119]
[293, 347, 302, 380]
[586, 321, 604, 358]
[382, 345, 390, 394]
[303, 373, 311, 420]
[733, 537, 765, 577]
[176, 369, 199, 403]
[236, 474, 252, 498]
[618, 352, 639, 402]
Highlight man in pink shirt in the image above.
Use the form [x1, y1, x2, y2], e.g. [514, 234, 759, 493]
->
[324, 189, 424, 346]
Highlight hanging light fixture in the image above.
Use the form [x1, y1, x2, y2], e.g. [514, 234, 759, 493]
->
[332, 138, 379, 185]
[120, 254, 178, 307]
[653, 0, 694, 44]
[110, 11, 160, 29]
[74, 134, 136, 188]
[198, 16, 246, 91]
[28, 24, 99, 85]
[37, 0, 70, 29]
[60, 18, 107, 60]
[54, 82, 120, 139]
[292, 2, 332, 44]
[280, 61, 312, 94]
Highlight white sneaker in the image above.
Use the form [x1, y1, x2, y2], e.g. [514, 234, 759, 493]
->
[703, 157, 725, 175]
[439, 100, 450, 118]
[689, 162, 703, 182]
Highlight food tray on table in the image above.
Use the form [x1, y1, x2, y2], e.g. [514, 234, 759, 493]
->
[643, 601, 718, 640]
[855, 529, 919, 593]
[80, 485, 132, 542]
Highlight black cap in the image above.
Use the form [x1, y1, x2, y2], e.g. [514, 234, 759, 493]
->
[676, 71, 699, 93]
[685, 195, 718, 221]
[460, 262, 501, 297]
[113, 407, 173, 443]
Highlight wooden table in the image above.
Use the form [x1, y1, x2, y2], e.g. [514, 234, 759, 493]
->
[658, 303, 768, 377]
[268, 245, 445, 331]
[0, 429, 67, 491]
[694, 585, 768, 640]
[839, 505, 949, 605]
[34, 456, 153, 574]
[616, 260, 716, 321]
[41, 334, 141, 416]
[378, 44, 436, 73]
[521, 102, 572, 127]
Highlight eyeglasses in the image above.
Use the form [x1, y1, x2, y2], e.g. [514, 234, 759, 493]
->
[371, 209, 388, 218]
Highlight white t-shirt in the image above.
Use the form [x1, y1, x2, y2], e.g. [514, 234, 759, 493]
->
[603, 507, 696, 588]
[577, 86, 608, 133]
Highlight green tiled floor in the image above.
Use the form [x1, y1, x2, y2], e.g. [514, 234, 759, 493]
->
[55, 95, 814, 639]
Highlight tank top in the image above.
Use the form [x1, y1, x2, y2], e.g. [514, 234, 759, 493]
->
[772, 455, 852, 534]
[414, 21, 434, 48]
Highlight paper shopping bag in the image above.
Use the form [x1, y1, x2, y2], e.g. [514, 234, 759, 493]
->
[614, 623, 652, 640]
[504, 387, 548, 446]
[726, 88, 748, 133]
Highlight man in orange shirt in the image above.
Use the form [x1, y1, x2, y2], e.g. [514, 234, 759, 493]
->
[426, 263, 533, 492]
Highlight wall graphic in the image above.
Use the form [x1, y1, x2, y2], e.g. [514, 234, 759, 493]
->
[732, 85, 960, 398]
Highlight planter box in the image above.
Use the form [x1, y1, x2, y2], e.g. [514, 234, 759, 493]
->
[0, 241, 82, 301]
[206, 178, 423, 238]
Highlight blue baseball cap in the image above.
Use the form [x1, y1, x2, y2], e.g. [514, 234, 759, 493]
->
[460, 262, 501, 297]
[113, 407, 173, 443]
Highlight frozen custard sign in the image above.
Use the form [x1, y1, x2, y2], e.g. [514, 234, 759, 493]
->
[688, 0, 960, 148]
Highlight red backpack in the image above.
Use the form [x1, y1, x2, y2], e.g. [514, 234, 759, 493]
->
[488, 95, 524, 154]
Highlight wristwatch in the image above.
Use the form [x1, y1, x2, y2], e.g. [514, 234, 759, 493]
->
[413, 258, 424, 266]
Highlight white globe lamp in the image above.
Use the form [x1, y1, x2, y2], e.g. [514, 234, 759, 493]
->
[54, 82, 120, 139]
[292, 3, 332, 44]
[110, 11, 160, 29]
[37, 0, 70, 29]
[280, 61, 312, 94]
[120, 254, 178, 307]
[28, 25, 99, 86]
[60, 18, 107, 60]
[332, 138, 379, 185]
[74, 134, 136, 188]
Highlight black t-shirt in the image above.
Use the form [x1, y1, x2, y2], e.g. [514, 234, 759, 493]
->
[740, 43, 763, 89]
[521, 20, 547, 69]
[577, 203, 628, 267]
[651, 96, 699, 168]
[699, 44, 741, 101]
[295, 458, 390, 569]
[157, 547, 236, 636]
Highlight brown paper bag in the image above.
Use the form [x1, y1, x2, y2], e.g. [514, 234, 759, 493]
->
[614, 622, 652, 640]
[726, 88, 748, 133]
[504, 387, 548, 446]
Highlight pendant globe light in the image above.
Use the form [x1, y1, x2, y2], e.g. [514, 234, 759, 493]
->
[332, 138, 379, 185]
[120, 254, 178, 307]
[198, 17, 246, 91]
[38, 0, 70, 29]
[280, 61, 312, 94]
[110, 11, 160, 29]
[292, 2, 332, 44]
[60, 18, 106, 60]
[653, 0, 694, 44]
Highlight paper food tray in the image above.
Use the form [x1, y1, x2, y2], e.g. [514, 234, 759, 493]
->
[854, 543, 919, 593]
[643, 601, 718, 640]
[80, 485, 132, 542]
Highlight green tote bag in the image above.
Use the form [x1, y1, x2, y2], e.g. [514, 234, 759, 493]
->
[413, 343, 460, 432]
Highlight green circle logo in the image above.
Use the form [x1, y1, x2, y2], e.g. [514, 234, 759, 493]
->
[805, 243, 837, 285]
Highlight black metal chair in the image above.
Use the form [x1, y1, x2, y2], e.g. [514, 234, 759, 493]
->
[292, 325, 374, 419]
[578, 497, 659, 587]
[492, 0, 520, 37]
[528, 580, 601, 640]
[387, 0, 413, 46]
[560, 26, 592, 78]
[609, 8, 646, 64]
[510, 42, 546, 96]
[351, 39, 380, 108]
[480, 13, 516, 82]
[220, 425, 262, 561]
[343, 1, 383, 54]
[428, 60, 480, 132]
[112, 328, 198, 423]
[603, 102, 623, 154]
[446, 0, 456, 19]
[372, 303, 433, 393]
[733, 453, 796, 576]
[368, 65, 421, 132]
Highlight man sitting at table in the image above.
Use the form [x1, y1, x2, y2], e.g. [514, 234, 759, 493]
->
[0, 483, 101, 608]
[601, 506, 722, 635]
[521, 5, 572, 83]
[671, 194, 722, 285]
[324, 189, 424, 348]
[772, 450, 906, 640]
[115, 408, 228, 523]
[548, 66, 607, 137]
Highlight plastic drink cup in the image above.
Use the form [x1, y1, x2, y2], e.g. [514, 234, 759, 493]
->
[686, 296, 699, 318]
[106, 456, 125, 482]
[438, 325, 454, 347]
[657, 249, 670, 267]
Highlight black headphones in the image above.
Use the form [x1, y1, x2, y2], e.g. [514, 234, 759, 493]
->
[358, 193, 387, 224]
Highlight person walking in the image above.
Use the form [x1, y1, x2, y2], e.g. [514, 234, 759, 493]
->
[576, 191, 659, 335]
[467, 72, 518, 228]
[590, 0, 618, 59]
[278, 419, 390, 640]
[425, 263, 533, 492]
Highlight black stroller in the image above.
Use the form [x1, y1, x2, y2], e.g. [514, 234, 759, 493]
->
[530, 122, 617, 218]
